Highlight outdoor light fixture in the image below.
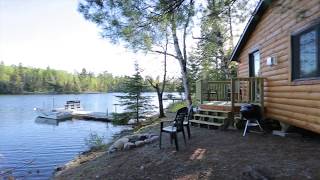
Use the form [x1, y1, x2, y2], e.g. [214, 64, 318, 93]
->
[266, 56, 277, 66]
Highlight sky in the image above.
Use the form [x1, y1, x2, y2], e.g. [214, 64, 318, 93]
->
[0, 0, 252, 78]
[0, 0, 181, 77]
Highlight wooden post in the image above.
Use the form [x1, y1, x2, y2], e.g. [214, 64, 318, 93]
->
[196, 80, 203, 104]
[231, 78, 235, 121]
[237, 80, 240, 103]
[255, 78, 258, 103]
[200, 79, 204, 104]
[249, 78, 253, 103]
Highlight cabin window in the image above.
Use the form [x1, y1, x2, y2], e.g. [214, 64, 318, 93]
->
[292, 23, 320, 80]
[249, 50, 261, 77]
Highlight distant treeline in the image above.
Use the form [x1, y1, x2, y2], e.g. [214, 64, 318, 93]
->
[0, 62, 182, 94]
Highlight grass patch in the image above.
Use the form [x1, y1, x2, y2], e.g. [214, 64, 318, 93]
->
[133, 116, 162, 133]
[166, 101, 187, 113]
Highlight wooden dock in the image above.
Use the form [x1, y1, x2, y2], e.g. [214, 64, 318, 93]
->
[71, 111, 113, 122]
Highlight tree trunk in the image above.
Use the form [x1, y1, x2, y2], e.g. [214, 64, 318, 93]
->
[228, 5, 234, 49]
[171, 16, 192, 106]
[136, 95, 139, 124]
[180, 62, 192, 106]
[157, 89, 165, 118]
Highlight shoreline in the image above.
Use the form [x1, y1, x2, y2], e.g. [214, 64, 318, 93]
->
[0, 91, 180, 96]
[53, 128, 135, 177]
[53, 113, 165, 178]
[0, 91, 111, 95]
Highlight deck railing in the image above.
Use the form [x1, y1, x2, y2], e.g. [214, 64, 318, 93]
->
[196, 80, 231, 103]
[196, 77, 265, 113]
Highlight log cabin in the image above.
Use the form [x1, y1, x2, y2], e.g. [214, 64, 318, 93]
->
[194, 0, 320, 134]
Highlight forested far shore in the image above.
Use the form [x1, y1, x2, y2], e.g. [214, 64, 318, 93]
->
[0, 62, 182, 94]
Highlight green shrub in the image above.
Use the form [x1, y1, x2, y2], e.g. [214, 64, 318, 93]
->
[84, 132, 106, 151]
[111, 112, 132, 125]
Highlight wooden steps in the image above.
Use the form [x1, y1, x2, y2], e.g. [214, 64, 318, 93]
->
[194, 114, 227, 120]
[198, 109, 230, 113]
[190, 108, 232, 129]
[189, 119, 223, 126]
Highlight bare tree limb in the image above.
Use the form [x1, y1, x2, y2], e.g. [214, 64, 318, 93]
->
[150, 50, 179, 59]
[146, 78, 157, 89]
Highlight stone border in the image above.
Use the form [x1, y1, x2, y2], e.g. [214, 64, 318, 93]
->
[108, 133, 159, 153]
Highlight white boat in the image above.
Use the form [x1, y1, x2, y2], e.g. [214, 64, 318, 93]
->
[34, 108, 72, 120]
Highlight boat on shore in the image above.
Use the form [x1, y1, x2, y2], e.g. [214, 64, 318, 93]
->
[34, 100, 111, 121]
[34, 108, 72, 120]
[34, 99, 77, 120]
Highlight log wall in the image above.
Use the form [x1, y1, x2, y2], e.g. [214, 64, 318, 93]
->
[236, 0, 320, 133]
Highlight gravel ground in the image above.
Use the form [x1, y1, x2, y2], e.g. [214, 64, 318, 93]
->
[55, 114, 320, 180]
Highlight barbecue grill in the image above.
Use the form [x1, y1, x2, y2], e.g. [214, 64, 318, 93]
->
[240, 104, 264, 136]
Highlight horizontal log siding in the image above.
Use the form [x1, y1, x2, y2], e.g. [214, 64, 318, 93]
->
[237, 0, 320, 133]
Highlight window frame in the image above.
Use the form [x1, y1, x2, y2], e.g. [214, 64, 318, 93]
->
[291, 21, 320, 83]
[249, 50, 261, 77]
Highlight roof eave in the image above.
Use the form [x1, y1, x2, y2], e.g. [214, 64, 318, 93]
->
[230, 0, 272, 61]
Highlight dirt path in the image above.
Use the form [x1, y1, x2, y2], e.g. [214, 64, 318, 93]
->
[55, 118, 320, 180]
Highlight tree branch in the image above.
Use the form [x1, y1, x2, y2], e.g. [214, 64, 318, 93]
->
[146, 78, 158, 89]
[150, 50, 179, 59]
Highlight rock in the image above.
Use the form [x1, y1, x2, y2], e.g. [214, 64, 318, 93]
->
[120, 137, 129, 143]
[109, 137, 129, 151]
[135, 140, 145, 147]
[123, 142, 136, 150]
[139, 135, 148, 141]
[147, 134, 157, 139]
[128, 118, 147, 124]
[144, 136, 158, 144]
[150, 136, 159, 142]
[144, 139, 152, 144]
[55, 166, 66, 172]
[128, 135, 140, 142]
[108, 134, 159, 152]
[108, 148, 116, 154]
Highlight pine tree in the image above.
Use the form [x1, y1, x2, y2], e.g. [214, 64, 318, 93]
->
[116, 63, 153, 124]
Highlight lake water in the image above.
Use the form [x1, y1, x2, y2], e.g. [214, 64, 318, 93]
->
[0, 92, 180, 179]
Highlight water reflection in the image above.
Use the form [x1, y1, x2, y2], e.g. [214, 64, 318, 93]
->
[35, 117, 62, 126]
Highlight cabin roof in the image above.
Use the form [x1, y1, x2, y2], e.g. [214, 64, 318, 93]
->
[230, 0, 272, 61]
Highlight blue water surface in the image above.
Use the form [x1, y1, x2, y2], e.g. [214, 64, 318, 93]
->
[0, 92, 179, 179]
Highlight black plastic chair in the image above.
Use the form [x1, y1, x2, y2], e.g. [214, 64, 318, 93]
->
[159, 107, 188, 151]
[184, 105, 193, 139]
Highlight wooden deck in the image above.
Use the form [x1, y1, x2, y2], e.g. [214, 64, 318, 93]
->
[193, 77, 265, 128]
[196, 77, 265, 120]
[200, 101, 243, 112]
